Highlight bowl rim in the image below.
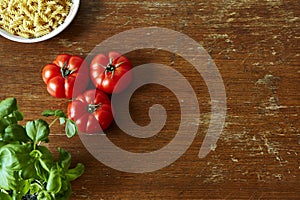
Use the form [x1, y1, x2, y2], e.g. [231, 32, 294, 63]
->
[0, 0, 80, 43]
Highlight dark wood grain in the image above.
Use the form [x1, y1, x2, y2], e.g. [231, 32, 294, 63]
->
[0, 0, 299, 199]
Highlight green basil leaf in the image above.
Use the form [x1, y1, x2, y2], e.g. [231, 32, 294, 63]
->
[0, 144, 35, 180]
[59, 179, 69, 193]
[29, 146, 53, 180]
[0, 98, 17, 118]
[0, 118, 10, 133]
[4, 124, 30, 142]
[0, 167, 18, 190]
[42, 109, 66, 118]
[26, 119, 49, 143]
[34, 161, 48, 181]
[38, 146, 54, 162]
[19, 179, 31, 198]
[58, 147, 71, 170]
[20, 163, 37, 180]
[65, 163, 85, 181]
[4, 116, 17, 125]
[12, 110, 24, 121]
[59, 117, 66, 125]
[41, 110, 55, 117]
[37, 191, 53, 200]
[37, 146, 54, 173]
[20, 149, 37, 180]
[0, 191, 12, 200]
[29, 182, 41, 194]
[0, 142, 5, 148]
[0, 144, 32, 170]
[46, 168, 62, 194]
[54, 181, 71, 200]
[39, 158, 51, 174]
[55, 110, 66, 118]
[65, 119, 78, 138]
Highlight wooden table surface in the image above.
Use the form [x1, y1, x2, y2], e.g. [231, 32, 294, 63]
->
[1, 0, 300, 199]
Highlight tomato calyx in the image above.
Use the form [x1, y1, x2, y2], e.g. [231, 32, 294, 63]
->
[87, 103, 102, 113]
[60, 62, 77, 78]
[99, 57, 125, 79]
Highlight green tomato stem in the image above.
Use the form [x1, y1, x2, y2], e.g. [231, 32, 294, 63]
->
[87, 103, 102, 113]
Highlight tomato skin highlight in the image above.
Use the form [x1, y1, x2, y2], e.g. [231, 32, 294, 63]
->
[67, 89, 113, 133]
[90, 51, 132, 94]
[42, 54, 89, 98]
[47, 76, 65, 98]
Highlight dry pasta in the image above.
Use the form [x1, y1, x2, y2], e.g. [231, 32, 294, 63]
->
[0, 0, 73, 38]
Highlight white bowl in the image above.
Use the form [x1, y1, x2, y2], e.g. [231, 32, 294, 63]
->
[0, 0, 80, 43]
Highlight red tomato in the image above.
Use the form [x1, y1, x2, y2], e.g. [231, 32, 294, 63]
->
[42, 54, 89, 98]
[90, 51, 132, 94]
[67, 89, 113, 133]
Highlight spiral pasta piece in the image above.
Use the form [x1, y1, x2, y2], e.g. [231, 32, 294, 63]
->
[0, 0, 73, 38]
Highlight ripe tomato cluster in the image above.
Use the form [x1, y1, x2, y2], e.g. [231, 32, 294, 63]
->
[42, 52, 132, 133]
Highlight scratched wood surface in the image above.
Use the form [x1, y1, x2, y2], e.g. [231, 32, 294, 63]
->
[0, 0, 300, 199]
